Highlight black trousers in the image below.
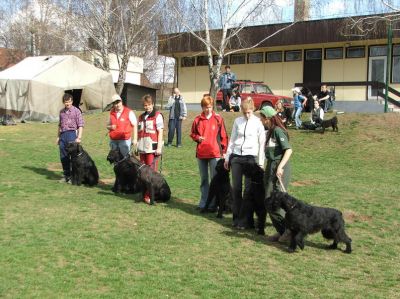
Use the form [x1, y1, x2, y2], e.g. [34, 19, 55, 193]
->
[222, 89, 232, 110]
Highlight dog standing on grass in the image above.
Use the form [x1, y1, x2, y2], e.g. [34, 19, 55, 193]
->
[201, 159, 232, 218]
[66, 142, 99, 186]
[266, 191, 352, 253]
[320, 116, 338, 133]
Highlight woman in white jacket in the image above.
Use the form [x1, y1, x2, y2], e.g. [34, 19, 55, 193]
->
[224, 97, 266, 229]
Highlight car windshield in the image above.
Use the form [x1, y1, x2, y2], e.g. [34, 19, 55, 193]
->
[254, 84, 273, 94]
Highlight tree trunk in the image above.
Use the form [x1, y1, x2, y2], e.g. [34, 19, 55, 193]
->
[115, 55, 129, 95]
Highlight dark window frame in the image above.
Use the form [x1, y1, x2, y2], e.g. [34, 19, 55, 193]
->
[212, 55, 229, 65]
[230, 53, 246, 65]
[369, 45, 387, 57]
[181, 56, 196, 67]
[247, 52, 264, 64]
[392, 44, 400, 83]
[266, 51, 283, 63]
[305, 48, 322, 60]
[196, 55, 209, 66]
[346, 46, 365, 58]
[285, 50, 302, 62]
[325, 47, 343, 60]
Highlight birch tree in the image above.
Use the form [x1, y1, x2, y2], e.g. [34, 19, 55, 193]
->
[166, 0, 296, 99]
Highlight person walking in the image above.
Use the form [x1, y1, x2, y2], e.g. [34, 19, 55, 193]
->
[292, 87, 307, 129]
[224, 97, 265, 229]
[166, 88, 187, 147]
[219, 65, 236, 111]
[107, 94, 137, 156]
[137, 94, 164, 204]
[190, 95, 228, 211]
[56, 93, 84, 183]
[259, 106, 293, 242]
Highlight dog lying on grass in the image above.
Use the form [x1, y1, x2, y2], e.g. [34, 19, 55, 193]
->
[106, 149, 140, 194]
[201, 159, 232, 218]
[320, 116, 338, 133]
[66, 142, 99, 186]
[266, 191, 352, 253]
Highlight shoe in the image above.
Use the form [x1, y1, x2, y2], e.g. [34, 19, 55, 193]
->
[165, 143, 172, 147]
[177, 144, 182, 148]
[266, 232, 281, 242]
[278, 230, 292, 243]
[58, 176, 70, 184]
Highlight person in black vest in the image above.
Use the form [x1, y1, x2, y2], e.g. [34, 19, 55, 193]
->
[166, 88, 187, 147]
[301, 98, 324, 130]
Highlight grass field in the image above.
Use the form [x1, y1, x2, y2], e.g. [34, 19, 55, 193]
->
[0, 110, 399, 298]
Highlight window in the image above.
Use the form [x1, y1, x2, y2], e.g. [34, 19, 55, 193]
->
[266, 51, 282, 63]
[369, 46, 387, 57]
[241, 84, 253, 93]
[196, 56, 208, 66]
[305, 49, 322, 60]
[393, 45, 400, 83]
[181, 57, 195, 67]
[230, 53, 246, 64]
[346, 46, 365, 58]
[285, 50, 302, 62]
[248, 52, 263, 64]
[325, 48, 343, 60]
[213, 55, 229, 65]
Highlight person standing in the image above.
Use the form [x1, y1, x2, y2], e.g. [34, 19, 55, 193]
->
[219, 65, 237, 111]
[190, 96, 228, 211]
[292, 87, 307, 129]
[166, 88, 187, 147]
[137, 94, 164, 204]
[56, 93, 84, 183]
[224, 97, 265, 229]
[259, 106, 293, 242]
[107, 94, 137, 157]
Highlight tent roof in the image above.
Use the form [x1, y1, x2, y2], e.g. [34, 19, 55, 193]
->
[0, 55, 76, 80]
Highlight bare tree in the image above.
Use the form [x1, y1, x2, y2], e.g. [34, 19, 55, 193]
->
[165, 0, 296, 99]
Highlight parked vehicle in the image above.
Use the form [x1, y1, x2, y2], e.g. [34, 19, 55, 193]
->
[215, 80, 293, 111]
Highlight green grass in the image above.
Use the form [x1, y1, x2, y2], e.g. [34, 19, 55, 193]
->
[0, 111, 399, 298]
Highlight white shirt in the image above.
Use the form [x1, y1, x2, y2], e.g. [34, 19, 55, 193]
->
[225, 114, 266, 167]
[143, 112, 164, 130]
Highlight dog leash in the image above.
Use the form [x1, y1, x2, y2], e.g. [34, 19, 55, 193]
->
[277, 176, 287, 193]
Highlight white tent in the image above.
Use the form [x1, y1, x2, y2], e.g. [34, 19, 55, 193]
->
[0, 55, 116, 121]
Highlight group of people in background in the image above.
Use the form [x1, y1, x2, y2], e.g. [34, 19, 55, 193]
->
[56, 70, 333, 240]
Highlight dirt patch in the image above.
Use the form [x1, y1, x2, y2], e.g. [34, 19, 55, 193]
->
[99, 178, 114, 185]
[291, 179, 319, 187]
[47, 162, 62, 172]
[0, 150, 9, 157]
[344, 210, 372, 223]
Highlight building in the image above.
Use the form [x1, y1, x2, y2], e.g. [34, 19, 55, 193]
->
[158, 14, 400, 105]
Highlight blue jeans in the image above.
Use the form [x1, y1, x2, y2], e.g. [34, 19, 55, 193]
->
[110, 139, 131, 157]
[59, 130, 77, 178]
[197, 158, 218, 208]
[293, 106, 303, 128]
[168, 118, 182, 145]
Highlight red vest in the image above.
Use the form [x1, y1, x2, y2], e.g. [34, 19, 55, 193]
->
[109, 107, 133, 140]
[137, 110, 162, 153]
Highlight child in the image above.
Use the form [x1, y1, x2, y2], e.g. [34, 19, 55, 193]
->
[229, 89, 241, 112]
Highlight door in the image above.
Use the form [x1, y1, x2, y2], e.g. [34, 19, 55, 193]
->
[368, 56, 386, 99]
[303, 49, 322, 96]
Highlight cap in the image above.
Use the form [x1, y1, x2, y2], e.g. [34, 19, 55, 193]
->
[259, 106, 277, 118]
[291, 87, 301, 93]
[111, 94, 122, 103]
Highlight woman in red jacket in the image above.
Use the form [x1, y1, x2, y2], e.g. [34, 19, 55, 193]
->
[190, 96, 229, 211]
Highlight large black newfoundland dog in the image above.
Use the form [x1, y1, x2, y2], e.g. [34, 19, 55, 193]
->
[266, 191, 352, 253]
[66, 142, 99, 186]
[320, 116, 339, 133]
[201, 159, 232, 218]
[106, 149, 140, 194]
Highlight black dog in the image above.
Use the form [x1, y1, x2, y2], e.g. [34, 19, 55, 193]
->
[128, 155, 171, 204]
[266, 191, 352, 253]
[320, 116, 338, 133]
[106, 149, 140, 194]
[242, 161, 267, 235]
[66, 142, 99, 186]
[201, 159, 232, 218]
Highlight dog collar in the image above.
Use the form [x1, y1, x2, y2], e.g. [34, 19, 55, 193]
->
[288, 203, 297, 210]
[76, 152, 84, 157]
[113, 154, 130, 166]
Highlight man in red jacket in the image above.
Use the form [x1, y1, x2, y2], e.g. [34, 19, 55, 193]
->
[107, 94, 137, 157]
[190, 96, 229, 211]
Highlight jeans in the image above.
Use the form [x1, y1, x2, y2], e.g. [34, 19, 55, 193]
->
[264, 159, 291, 235]
[197, 158, 218, 208]
[222, 89, 232, 110]
[110, 139, 131, 157]
[293, 106, 303, 128]
[59, 130, 77, 178]
[168, 118, 182, 145]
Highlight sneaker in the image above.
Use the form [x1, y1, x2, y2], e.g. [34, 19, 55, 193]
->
[58, 176, 70, 184]
[278, 229, 292, 243]
[266, 232, 281, 242]
[177, 144, 182, 148]
[165, 143, 172, 147]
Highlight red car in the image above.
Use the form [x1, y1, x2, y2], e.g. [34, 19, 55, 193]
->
[216, 80, 293, 111]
